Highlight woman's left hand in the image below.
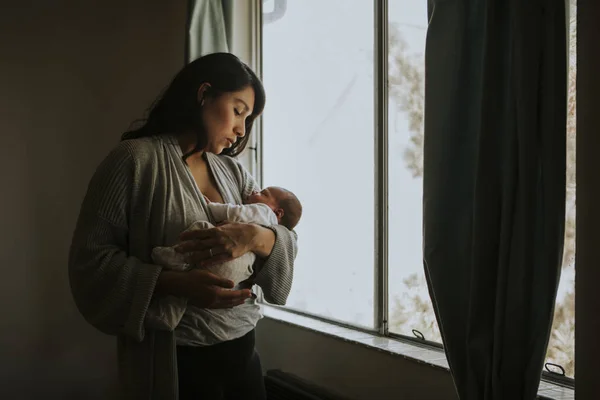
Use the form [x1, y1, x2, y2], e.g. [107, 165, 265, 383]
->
[175, 222, 258, 268]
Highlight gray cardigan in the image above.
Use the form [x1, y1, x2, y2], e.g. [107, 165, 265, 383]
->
[68, 135, 297, 399]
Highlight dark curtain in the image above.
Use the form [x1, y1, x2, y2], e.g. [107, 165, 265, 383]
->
[422, 0, 567, 398]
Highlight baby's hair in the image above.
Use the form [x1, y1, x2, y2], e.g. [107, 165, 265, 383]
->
[279, 191, 302, 230]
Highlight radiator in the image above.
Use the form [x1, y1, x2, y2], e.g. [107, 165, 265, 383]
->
[264, 370, 352, 400]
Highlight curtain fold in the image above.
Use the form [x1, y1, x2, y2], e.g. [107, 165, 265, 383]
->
[423, 0, 567, 398]
[187, 0, 230, 62]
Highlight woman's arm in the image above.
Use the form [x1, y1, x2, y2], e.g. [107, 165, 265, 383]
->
[206, 202, 278, 258]
[251, 224, 297, 305]
[69, 144, 251, 339]
[176, 217, 297, 305]
[156, 269, 251, 307]
[68, 144, 162, 341]
[237, 161, 299, 305]
[176, 158, 299, 305]
[250, 224, 276, 258]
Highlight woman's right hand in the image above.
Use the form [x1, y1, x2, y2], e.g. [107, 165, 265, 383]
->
[156, 269, 252, 309]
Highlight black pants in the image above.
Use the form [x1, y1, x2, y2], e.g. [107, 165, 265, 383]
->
[176, 330, 266, 400]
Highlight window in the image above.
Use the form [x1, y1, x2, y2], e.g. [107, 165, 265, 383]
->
[386, 0, 440, 344]
[262, 0, 375, 328]
[260, 0, 576, 380]
[543, 0, 577, 379]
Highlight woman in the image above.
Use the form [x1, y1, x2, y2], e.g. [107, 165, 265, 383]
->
[68, 53, 297, 399]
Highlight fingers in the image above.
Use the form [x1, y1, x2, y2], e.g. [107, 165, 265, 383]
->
[175, 237, 222, 254]
[193, 270, 234, 288]
[185, 274, 252, 308]
[210, 289, 253, 309]
[184, 246, 230, 265]
[179, 227, 216, 241]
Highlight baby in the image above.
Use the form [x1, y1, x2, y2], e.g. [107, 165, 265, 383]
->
[152, 186, 302, 286]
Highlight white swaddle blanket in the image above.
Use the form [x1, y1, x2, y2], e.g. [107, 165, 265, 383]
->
[152, 202, 278, 285]
[145, 202, 280, 332]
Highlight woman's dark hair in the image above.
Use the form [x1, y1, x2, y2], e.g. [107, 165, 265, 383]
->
[121, 52, 265, 158]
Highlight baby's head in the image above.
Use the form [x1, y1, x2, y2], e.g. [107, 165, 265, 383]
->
[244, 186, 302, 230]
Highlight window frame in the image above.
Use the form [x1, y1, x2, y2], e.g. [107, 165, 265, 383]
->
[252, 0, 574, 388]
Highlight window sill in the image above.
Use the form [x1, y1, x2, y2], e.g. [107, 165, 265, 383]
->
[260, 304, 574, 400]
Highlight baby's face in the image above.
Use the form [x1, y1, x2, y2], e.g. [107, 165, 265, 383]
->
[244, 187, 286, 210]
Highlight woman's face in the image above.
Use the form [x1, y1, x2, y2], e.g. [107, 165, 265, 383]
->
[200, 85, 255, 154]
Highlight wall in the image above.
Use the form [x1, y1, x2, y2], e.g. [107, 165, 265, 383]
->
[0, 1, 455, 399]
[2, 1, 597, 399]
[256, 319, 457, 400]
[0, 1, 186, 398]
[576, 0, 600, 399]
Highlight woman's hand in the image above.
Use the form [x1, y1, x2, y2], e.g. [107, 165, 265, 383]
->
[156, 269, 252, 308]
[175, 222, 264, 268]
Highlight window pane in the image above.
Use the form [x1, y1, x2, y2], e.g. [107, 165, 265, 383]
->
[545, 0, 577, 379]
[387, 1, 440, 341]
[262, 0, 375, 328]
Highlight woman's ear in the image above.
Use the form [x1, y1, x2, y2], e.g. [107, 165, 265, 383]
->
[197, 83, 212, 105]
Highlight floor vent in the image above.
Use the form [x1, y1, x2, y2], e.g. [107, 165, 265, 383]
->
[264, 369, 352, 400]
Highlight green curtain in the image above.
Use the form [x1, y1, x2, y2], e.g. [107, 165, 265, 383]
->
[423, 0, 567, 398]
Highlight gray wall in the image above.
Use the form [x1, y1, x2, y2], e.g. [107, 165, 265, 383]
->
[1, 1, 597, 399]
[0, 1, 186, 398]
[576, 0, 600, 399]
[256, 319, 457, 400]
